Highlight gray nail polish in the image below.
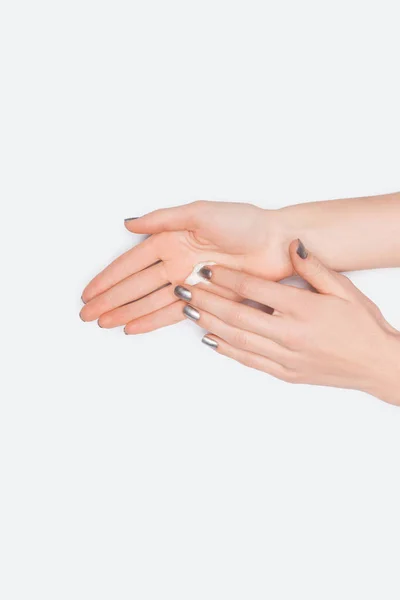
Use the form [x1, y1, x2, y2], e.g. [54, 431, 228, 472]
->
[174, 285, 192, 301]
[124, 217, 139, 222]
[81, 295, 87, 305]
[296, 239, 308, 259]
[202, 335, 218, 349]
[183, 305, 200, 321]
[199, 266, 213, 280]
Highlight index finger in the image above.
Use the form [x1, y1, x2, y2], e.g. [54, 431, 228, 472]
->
[199, 265, 303, 313]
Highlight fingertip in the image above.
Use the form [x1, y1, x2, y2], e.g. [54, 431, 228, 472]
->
[124, 322, 136, 335]
[174, 285, 192, 301]
[198, 266, 213, 280]
[81, 283, 97, 305]
[296, 239, 309, 260]
[202, 334, 219, 349]
[124, 217, 140, 232]
[79, 305, 98, 323]
[124, 216, 154, 234]
[289, 238, 309, 260]
[81, 290, 96, 305]
[97, 314, 113, 329]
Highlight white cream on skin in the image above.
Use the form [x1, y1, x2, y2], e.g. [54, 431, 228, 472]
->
[184, 262, 216, 286]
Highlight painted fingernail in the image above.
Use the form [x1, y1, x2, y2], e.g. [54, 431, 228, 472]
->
[296, 239, 308, 259]
[183, 305, 200, 321]
[124, 217, 139, 222]
[174, 285, 192, 301]
[199, 266, 213, 280]
[202, 335, 218, 349]
[79, 312, 85, 322]
[81, 295, 87, 304]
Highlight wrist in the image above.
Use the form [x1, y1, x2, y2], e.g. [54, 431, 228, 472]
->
[257, 207, 296, 279]
[277, 201, 322, 246]
[365, 332, 400, 406]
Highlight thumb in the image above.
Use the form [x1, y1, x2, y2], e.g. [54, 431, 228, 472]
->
[124, 201, 204, 234]
[289, 239, 352, 299]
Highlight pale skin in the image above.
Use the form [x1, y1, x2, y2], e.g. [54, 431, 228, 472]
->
[80, 192, 400, 404]
[174, 243, 400, 406]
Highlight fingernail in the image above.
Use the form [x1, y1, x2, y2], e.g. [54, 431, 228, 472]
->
[79, 312, 85, 322]
[202, 335, 218, 349]
[183, 305, 200, 321]
[199, 266, 213, 280]
[81, 295, 87, 304]
[124, 217, 139, 222]
[174, 285, 192, 301]
[296, 239, 308, 259]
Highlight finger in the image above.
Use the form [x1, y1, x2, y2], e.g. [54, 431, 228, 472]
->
[174, 285, 286, 344]
[200, 334, 294, 382]
[82, 235, 159, 303]
[196, 281, 242, 302]
[125, 301, 185, 334]
[80, 262, 168, 322]
[98, 280, 242, 329]
[197, 265, 303, 313]
[183, 304, 293, 366]
[124, 201, 206, 234]
[289, 239, 353, 299]
[98, 284, 175, 328]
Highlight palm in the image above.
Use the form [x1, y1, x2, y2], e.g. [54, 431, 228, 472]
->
[80, 201, 292, 332]
[156, 202, 291, 282]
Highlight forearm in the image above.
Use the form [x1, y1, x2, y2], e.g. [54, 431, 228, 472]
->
[278, 192, 400, 272]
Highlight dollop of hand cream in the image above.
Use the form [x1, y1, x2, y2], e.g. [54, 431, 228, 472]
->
[184, 262, 216, 286]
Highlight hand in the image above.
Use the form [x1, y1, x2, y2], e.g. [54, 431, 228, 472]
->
[172, 240, 400, 406]
[80, 201, 292, 330]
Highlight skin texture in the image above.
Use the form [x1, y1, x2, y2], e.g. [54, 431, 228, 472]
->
[80, 194, 400, 403]
[80, 193, 400, 334]
[80, 201, 291, 330]
[174, 241, 400, 406]
[280, 192, 400, 272]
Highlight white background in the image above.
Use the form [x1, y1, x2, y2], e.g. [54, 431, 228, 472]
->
[1, 1, 399, 598]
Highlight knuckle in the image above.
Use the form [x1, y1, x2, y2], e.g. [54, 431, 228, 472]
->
[281, 369, 301, 384]
[233, 328, 250, 349]
[236, 274, 254, 298]
[239, 354, 256, 369]
[284, 353, 299, 370]
[191, 199, 207, 211]
[303, 259, 324, 279]
[147, 293, 162, 311]
[281, 329, 301, 351]
[229, 305, 246, 326]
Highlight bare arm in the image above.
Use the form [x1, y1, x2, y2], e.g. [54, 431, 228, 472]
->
[278, 192, 400, 272]
[81, 192, 400, 335]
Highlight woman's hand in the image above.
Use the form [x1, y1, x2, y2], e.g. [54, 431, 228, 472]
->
[80, 193, 400, 334]
[172, 240, 400, 406]
[80, 201, 292, 329]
